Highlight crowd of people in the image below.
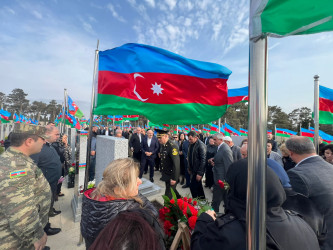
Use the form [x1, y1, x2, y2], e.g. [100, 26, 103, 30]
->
[1, 122, 333, 249]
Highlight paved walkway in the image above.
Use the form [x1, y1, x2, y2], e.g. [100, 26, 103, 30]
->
[47, 170, 219, 249]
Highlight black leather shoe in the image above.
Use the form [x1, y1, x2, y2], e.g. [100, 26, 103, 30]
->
[45, 227, 61, 236]
[182, 184, 190, 188]
[150, 178, 154, 183]
[43, 246, 51, 250]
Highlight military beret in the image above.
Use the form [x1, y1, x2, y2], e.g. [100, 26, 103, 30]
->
[12, 123, 49, 140]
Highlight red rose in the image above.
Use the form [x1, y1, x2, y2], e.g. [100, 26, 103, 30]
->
[170, 199, 175, 204]
[177, 199, 184, 209]
[188, 216, 198, 229]
[159, 207, 167, 220]
[193, 201, 197, 206]
[188, 198, 192, 203]
[183, 197, 188, 202]
[218, 180, 225, 189]
[165, 207, 170, 213]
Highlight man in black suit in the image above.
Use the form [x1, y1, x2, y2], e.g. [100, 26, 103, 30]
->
[140, 130, 159, 182]
[203, 132, 211, 145]
[129, 127, 143, 162]
[187, 131, 207, 199]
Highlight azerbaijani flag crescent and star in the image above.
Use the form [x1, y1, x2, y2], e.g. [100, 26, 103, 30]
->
[275, 128, 297, 138]
[94, 43, 232, 125]
[228, 86, 248, 105]
[319, 85, 333, 124]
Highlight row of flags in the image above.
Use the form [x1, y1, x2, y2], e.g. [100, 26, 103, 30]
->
[0, 110, 39, 125]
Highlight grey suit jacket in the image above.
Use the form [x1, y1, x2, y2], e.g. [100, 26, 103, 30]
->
[213, 143, 233, 184]
[288, 156, 333, 250]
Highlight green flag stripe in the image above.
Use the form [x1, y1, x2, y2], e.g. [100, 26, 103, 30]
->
[94, 94, 228, 125]
[319, 110, 333, 124]
[276, 133, 291, 138]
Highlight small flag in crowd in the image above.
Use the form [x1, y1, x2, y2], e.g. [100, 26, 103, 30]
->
[224, 123, 241, 136]
[240, 128, 248, 136]
[300, 128, 314, 138]
[319, 85, 333, 124]
[123, 115, 139, 121]
[208, 123, 219, 132]
[203, 127, 211, 133]
[275, 128, 297, 138]
[95, 43, 232, 124]
[68, 95, 84, 119]
[0, 109, 11, 123]
[184, 126, 190, 132]
[309, 127, 333, 144]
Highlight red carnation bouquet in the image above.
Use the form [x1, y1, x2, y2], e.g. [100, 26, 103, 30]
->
[159, 189, 211, 248]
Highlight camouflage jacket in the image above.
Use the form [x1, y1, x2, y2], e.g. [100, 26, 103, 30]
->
[0, 147, 51, 249]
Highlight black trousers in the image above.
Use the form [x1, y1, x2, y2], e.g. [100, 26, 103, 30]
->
[140, 157, 155, 178]
[190, 174, 206, 199]
[212, 183, 226, 213]
[165, 181, 181, 200]
[133, 151, 142, 163]
[89, 157, 96, 181]
[205, 163, 214, 188]
[49, 181, 58, 213]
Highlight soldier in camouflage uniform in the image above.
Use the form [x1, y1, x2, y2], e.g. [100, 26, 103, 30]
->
[155, 129, 181, 199]
[0, 123, 51, 250]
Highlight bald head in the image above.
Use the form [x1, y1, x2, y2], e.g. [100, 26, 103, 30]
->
[285, 136, 316, 164]
[285, 136, 315, 155]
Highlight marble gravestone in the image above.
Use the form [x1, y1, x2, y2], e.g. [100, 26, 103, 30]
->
[68, 128, 77, 164]
[95, 136, 128, 186]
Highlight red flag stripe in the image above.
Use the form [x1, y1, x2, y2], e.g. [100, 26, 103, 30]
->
[319, 98, 333, 112]
[98, 71, 228, 106]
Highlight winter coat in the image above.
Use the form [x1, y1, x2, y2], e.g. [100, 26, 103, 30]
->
[80, 188, 158, 249]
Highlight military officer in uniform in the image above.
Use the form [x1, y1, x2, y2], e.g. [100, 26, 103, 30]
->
[0, 124, 52, 250]
[156, 129, 181, 199]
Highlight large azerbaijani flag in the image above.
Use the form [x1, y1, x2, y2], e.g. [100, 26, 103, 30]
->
[319, 85, 333, 124]
[275, 128, 297, 138]
[68, 96, 84, 119]
[95, 43, 232, 125]
[228, 86, 248, 105]
[250, 0, 333, 40]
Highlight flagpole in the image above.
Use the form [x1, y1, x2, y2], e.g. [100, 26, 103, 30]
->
[247, 34, 268, 250]
[0, 103, 3, 141]
[62, 90, 66, 134]
[218, 118, 221, 133]
[64, 89, 69, 135]
[314, 75, 320, 154]
[84, 40, 99, 191]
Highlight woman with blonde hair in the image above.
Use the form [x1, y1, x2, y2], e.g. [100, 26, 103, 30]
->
[80, 158, 158, 249]
[280, 143, 295, 171]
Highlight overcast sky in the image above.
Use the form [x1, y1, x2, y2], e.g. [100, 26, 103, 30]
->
[1, 0, 332, 117]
